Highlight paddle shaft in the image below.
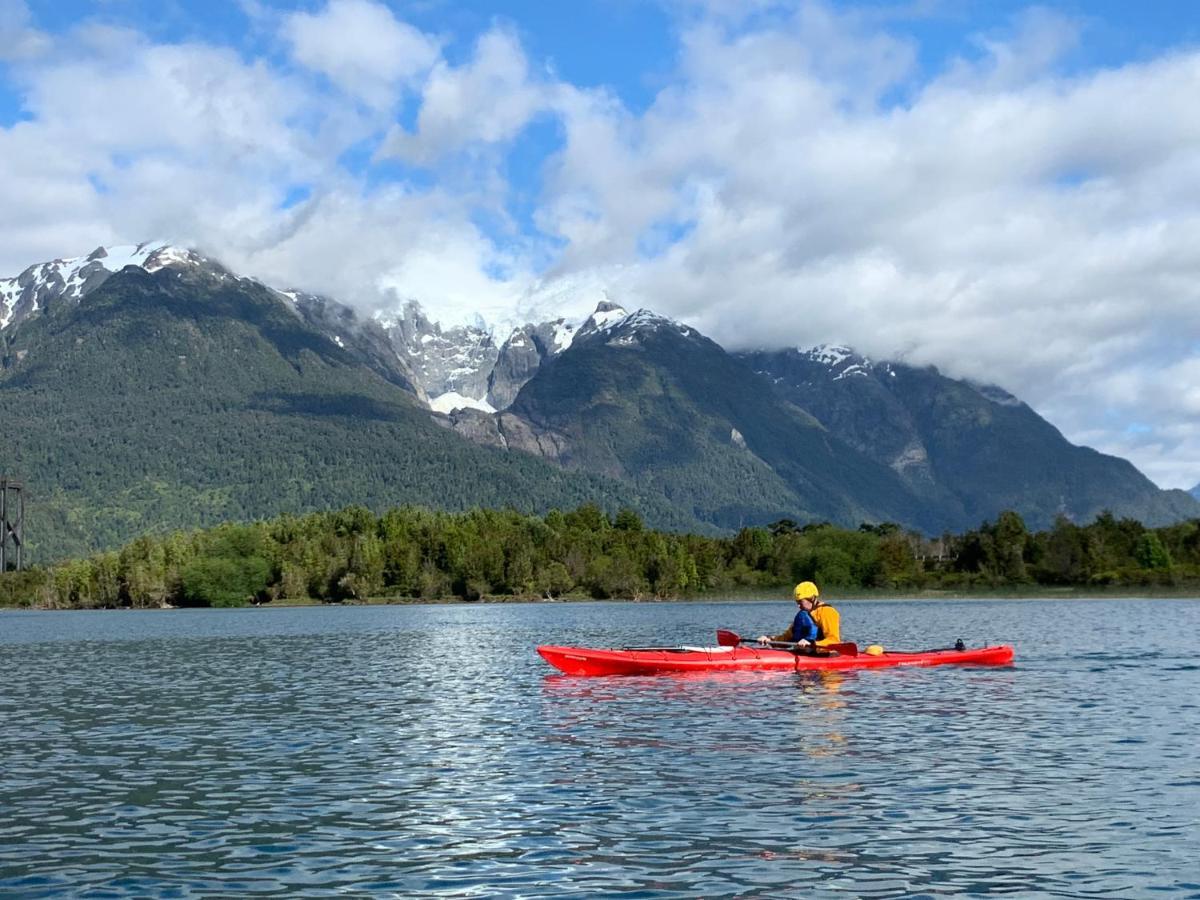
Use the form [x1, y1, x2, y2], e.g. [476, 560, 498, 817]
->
[716, 629, 857, 656]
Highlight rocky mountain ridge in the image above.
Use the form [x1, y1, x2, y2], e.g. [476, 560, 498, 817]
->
[1, 242, 212, 331]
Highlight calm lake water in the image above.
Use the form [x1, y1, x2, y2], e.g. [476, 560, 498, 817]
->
[1, 598, 1198, 898]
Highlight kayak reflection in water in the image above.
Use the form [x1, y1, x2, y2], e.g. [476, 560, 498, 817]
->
[757, 581, 843, 653]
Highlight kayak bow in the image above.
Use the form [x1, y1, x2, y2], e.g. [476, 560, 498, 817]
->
[537, 643, 1014, 676]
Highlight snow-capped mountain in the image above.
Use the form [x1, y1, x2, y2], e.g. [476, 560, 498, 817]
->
[785, 344, 909, 385]
[0, 242, 213, 331]
[1, 242, 630, 415]
[782, 344, 1024, 409]
[590, 307, 700, 347]
[799, 344, 877, 379]
[0, 242, 428, 397]
[474, 303, 700, 410]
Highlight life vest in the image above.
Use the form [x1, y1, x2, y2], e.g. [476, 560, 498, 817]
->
[810, 603, 841, 646]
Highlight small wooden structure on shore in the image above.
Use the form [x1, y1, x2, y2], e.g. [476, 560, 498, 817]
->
[1, 477, 24, 572]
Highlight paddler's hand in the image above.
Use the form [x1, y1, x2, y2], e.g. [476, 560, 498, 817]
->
[795, 639, 811, 648]
[756, 635, 771, 644]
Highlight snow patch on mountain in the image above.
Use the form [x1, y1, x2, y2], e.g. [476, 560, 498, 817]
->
[430, 391, 497, 414]
[800, 343, 1021, 403]
[802, 344, 873, 380]
[574, 300, 628, 340]
[807, 344, 854, 367]
[570, 302, 701, 352]
[552, 321, 577, 351]
[2, 287, 15, 329]
[591, 305, 627, 329]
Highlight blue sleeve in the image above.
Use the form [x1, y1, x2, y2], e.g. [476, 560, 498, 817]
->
[791, 609, 819, 643]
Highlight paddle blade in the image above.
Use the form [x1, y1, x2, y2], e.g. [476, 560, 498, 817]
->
[825, 642, 858, 656]
[716, 629, 743, 647]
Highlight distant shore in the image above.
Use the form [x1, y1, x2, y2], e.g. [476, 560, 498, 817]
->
[7, 584, 1199, 611]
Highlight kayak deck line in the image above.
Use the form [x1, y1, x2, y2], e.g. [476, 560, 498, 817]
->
[618, 646, 736, 653]
[537, 643, 1015, 676]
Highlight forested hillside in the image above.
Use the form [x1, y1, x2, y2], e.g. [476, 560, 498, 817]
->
[507, 315, 938, 531]
[741, 348, 1200, 529]
[0, 266, 695, 562]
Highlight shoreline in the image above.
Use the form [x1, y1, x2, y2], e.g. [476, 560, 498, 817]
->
[5, 584, 1200, 611]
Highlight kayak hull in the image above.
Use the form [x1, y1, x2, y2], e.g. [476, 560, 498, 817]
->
[537, 643, 1014, 676]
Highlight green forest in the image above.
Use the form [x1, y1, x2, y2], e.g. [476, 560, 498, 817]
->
[2, 503, 1198, 610]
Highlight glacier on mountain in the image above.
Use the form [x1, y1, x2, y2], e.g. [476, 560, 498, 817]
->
[429, 391, 497, 414]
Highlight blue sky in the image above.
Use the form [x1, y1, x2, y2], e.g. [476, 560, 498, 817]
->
[2, 0, 1200, 489]
[10, 1, 1197, 100]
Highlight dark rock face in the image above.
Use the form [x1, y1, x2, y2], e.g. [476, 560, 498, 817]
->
[739, 347, 947, 497]
[442, 407, 570, 460]
[488, 325, 545, 410]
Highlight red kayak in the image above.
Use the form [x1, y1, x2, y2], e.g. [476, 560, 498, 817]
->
[538, 643, 1014, 676]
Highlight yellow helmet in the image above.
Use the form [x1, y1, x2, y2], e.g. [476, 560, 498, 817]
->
[793, 581, 819, 600]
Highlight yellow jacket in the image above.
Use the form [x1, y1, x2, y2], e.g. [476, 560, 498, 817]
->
[811, 603, 841, 646]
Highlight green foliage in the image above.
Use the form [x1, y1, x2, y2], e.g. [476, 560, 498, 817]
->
[1134, 532, 1172, 571]
[6, 505, 1200, 609]
[180, 555, 271, 607]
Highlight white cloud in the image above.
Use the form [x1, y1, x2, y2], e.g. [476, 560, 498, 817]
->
[380, 28, 550, 163]
[0, 0, 49, 62]
[283, 0, 440, 110]
[220, 182, 537, 330]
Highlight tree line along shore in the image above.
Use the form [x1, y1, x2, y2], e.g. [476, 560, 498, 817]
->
[0, 504, 1196, 610]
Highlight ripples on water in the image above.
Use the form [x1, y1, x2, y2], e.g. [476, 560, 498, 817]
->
[1, 599, 1198, 897]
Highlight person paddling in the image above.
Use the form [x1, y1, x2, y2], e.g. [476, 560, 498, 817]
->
[758, 581, 842, 651]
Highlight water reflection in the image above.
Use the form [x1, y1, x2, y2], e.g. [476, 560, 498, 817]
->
[790, 671, 850, 762]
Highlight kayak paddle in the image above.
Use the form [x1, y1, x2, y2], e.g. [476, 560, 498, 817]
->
[716, 629, 858, 656]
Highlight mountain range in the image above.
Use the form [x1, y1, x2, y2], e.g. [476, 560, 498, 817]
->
[3, 241, 1197, 562]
